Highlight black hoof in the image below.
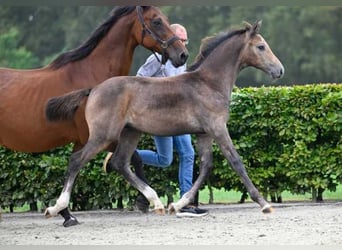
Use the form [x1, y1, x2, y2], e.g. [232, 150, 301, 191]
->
[135, 194, 150, 213]
[63, 216, 80, 227]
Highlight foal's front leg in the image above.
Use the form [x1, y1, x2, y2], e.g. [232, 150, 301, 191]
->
[169, 134, 214, 213]
[45, 151, 84, 218]
[214, 126, 273, 213]
[112, 129, 165, 214]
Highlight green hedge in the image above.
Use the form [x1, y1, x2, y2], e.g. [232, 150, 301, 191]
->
[210, 83, 341, 201]
[0, 83, 341, 211]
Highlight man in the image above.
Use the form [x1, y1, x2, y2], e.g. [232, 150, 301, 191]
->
[135, 24, 208, 218]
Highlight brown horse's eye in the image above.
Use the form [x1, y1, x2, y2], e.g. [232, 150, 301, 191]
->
[152, 18, 162, 27]
[257, 45, 265, 51]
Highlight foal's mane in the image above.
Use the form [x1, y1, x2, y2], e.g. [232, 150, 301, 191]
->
[50, 6, 150, 69]
[187, 27, 247, 72]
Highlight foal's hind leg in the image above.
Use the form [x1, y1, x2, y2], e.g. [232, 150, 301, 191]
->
[58, 207, 79, 227]
[214, 127, 272, 213]
[169, 134, 214, 213]
[45, 140, 110, 218]
[57, 143, 84, 227]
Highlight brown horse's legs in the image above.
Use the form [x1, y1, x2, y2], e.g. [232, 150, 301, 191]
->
[214, 127, 272, 213]
[169, 134, 214, 213]
[107, 149, 149, 183]
[131, 150, 148, 183]
[192, 154, 200, 206]
[105, 150, 150, 213]
[115, 160, 164, 213]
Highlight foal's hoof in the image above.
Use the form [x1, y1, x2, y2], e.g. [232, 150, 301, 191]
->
[153, 207, 165, 215]
[103, 152, 114, 173]
[167, 203, 177, 215]
[44, 208, 53, 218]
[261, 204, 274, 214]
[63, 216, 80, 227]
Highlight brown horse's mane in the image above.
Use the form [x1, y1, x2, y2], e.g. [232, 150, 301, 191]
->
[50, 6, 151, 69]
[187, 27, 247, 72]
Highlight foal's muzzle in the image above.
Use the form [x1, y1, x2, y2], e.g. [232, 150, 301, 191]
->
[270, 64, 285, 79]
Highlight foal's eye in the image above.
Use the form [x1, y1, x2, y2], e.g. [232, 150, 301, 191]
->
[257, 45, 265, 51]
[152, 18, 162, 27]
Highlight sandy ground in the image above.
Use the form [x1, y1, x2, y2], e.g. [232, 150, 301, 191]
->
[0, 201, 341, 245]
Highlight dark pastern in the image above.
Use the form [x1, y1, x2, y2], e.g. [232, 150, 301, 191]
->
[63, 215, 80, 227]
[135, 194, 150, 213]
[131, 150, 150, 212]
[58, 207, 80, 227]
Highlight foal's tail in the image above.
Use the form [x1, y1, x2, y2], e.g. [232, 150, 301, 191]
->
[46, 88, 92, 122]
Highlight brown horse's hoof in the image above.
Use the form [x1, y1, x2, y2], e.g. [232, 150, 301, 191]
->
[153, 208, 165, 215]
[262, 204, 274, 214]
[135, 194, 150, 213]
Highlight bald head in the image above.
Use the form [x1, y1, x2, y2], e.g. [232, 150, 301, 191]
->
[171, 24, 188, 44]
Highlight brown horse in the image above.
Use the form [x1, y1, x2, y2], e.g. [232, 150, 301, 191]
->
[45, 20, 284, 220]
[0, 6, 188, 226]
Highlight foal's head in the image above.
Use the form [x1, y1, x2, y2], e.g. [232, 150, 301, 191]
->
[132, 6, 189, 67]
[240, 21, 284, 79]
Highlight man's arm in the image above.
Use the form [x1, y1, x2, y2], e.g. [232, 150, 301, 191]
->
[136, 54, 162, 77]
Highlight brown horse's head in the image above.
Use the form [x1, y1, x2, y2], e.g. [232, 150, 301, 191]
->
[133, 6, 189, 67]
[240, 20, 284, 79]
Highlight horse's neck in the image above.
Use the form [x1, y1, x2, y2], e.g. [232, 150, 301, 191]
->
[66, 20, 138, 84]
[199, 36, 245, 97]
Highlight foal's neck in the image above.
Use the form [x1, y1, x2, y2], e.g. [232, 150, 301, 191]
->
[199, 35, 246, 98]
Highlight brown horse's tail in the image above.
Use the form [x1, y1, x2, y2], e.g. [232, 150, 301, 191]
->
[46, 88, 92, 122]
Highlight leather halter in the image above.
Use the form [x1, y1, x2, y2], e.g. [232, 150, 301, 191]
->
[136, 6, 180, 64]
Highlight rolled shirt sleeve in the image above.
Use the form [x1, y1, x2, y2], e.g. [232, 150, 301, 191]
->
[137, 53, 186, 77]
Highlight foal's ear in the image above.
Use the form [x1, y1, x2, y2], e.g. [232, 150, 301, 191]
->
[251, 20, 262, 36]
[245, 20, 262, 36]
[243, 21, 253, 31]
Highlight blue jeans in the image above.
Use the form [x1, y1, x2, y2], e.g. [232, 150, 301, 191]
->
[137, 134, 195, 198]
